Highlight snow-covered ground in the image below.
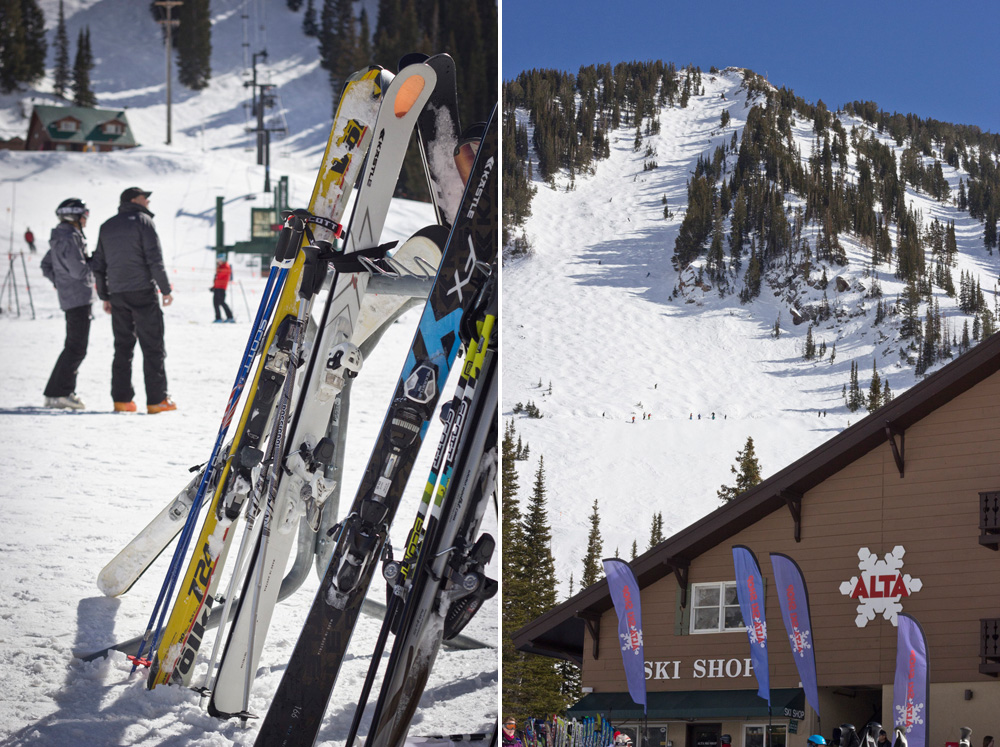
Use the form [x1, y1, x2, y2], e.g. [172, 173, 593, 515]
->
[504, 68, 1000, 595]
[0, 1, 496, 745]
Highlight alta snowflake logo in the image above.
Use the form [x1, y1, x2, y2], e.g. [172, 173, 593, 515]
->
[839, 546, 923, 627]
[895, 698, 925, 730]
[747, 618, 767, 648]
[620, 625, 643, 655]
[788, 627, 812, 657]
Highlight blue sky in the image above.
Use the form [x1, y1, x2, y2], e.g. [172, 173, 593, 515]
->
[501, 0, 1000, 134]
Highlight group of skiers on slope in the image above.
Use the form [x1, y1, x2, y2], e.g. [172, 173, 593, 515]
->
[39, 189, 234, 413]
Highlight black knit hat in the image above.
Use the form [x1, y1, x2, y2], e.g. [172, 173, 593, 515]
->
[120, 187, 152, 203]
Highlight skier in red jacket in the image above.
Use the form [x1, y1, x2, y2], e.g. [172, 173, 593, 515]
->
[212, 254, 234, 323]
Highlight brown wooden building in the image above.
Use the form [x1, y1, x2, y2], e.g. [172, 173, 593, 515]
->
[514, 332, 1000, 747]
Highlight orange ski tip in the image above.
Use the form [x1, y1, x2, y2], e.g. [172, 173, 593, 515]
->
[394, 75, 426, 118]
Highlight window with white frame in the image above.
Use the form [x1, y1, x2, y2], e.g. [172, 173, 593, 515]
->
[744, 724, 786, 747]
[57, 119, 79, 132]
[102, 122, 123, 135]
[690, 581, 744, 633]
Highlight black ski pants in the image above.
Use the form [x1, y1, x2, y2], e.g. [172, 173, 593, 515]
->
[213, 288, 232, 320]
[109, 288, 168, 405]
[44, 304, 91, 397]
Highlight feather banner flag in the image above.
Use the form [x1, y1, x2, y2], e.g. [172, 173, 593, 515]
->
[602, 558, 646, 712]
[769, 553, 820, 717]
[893, 613, 929, 747]
[732, 545, 770, 705]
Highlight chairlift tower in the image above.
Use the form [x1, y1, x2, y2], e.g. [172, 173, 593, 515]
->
[154, 0, 182, 145]
[245, 50, 286, 192]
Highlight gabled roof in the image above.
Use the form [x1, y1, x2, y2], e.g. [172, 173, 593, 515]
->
[513, 332, 1000, 663]
[31, 104, 136, 146]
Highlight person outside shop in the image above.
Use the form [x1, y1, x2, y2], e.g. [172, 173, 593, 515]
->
[211, 254, 234, 323]
[91, 187, 177, 414]
[502, 718, 524, 747]
[40, 199, 94, 409]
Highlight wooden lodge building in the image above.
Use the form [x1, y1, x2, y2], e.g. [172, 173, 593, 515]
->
[514, 332, 1000, 747]
[25, 105, 136, 152]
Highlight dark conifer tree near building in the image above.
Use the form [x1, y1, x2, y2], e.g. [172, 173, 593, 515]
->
[71, 27, 96, 107]
[648, 511, 664, 549]
[286, 0, 303, 9]
[867, 360, 882, 412]
[501, 420, 529, 720]
[175, 0, 211, 90]
[509, 455, 565, 717]
[581, 499, 603, 588]
[53, 0, 71, 98]
[717, 437, 763, 503]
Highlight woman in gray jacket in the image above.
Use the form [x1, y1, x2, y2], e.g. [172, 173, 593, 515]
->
[41, 198, 94, 409]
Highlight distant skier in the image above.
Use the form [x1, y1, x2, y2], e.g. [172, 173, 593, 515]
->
[211, 253, 234, 323]
[24, 227, 36, 253]
[632, 415, 635, 423]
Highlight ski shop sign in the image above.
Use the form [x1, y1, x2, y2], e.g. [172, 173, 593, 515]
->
[839, 546, 923, 628]
[644, 658, 755, 680]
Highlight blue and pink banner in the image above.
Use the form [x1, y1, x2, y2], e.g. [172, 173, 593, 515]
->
[769, 552, 820, 717]
[732, 545, 770, 704]
[893, 613, 929, 747]
[602, 558, 646, 712]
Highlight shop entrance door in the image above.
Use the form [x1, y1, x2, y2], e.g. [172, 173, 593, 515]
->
[687, 724, 721, 747]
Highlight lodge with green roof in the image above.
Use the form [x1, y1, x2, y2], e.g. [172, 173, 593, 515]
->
[26, 105, 137, 152]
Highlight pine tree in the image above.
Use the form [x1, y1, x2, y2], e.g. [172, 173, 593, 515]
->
[0, 0, 46, 92]
[319, 0, 357, 93]
[52, 0, 71, 98]
[20, 0, 46, 86]
[501, 420, 530, 720]
[867, 360, 882, 413]
[0, 0, 26, 93]
[71, 27, 96, 107]
[717, 436, 764, 503]
[175, 0, 211, 90]
[580, 498, 603, 588]
[302, 0, 318, 36]
[355, 8, 372, 69]
[513, 456, 565, 716]
[630, 539, 638, 559]
[557, 577, 582, 704]
[648, 511, 664, 549]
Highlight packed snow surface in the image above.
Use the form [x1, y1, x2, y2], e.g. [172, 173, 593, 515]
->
[503, 68, 1000, 593]
[0, 0, 496, 744]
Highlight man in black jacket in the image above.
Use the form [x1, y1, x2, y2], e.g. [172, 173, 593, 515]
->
[91, 187, 177, 414]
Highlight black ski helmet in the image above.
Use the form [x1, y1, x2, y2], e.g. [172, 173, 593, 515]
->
[56, 198, 89, 220]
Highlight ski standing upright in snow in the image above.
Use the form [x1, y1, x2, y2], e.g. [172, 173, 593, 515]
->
[205, 61, 443, 719]
[142, 66, 389, 689]
[253, 104, 498, 747]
